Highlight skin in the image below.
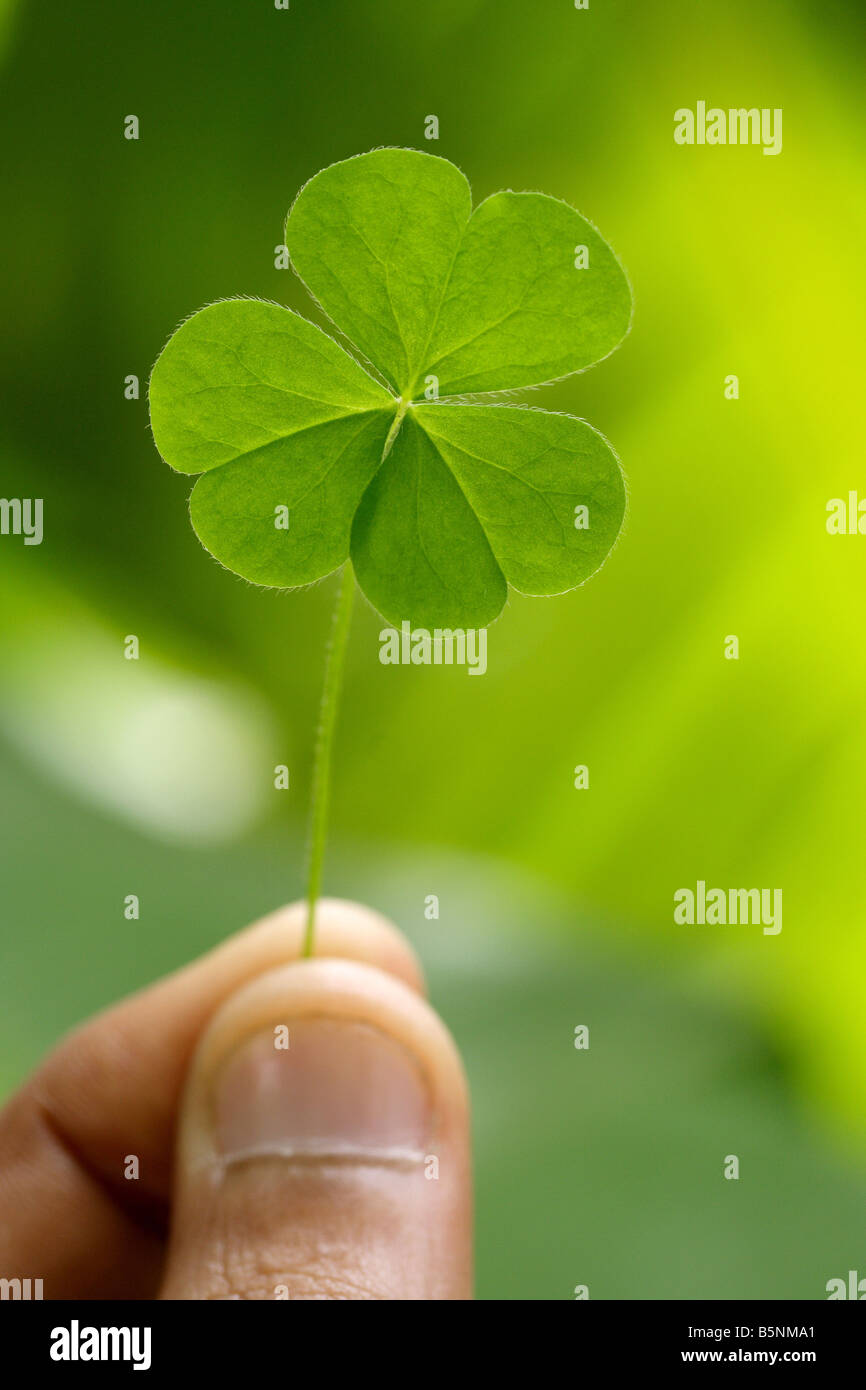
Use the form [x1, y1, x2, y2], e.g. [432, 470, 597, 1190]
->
[0, 900, 473, 1300]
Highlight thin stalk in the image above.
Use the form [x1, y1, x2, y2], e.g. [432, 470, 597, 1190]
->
[302, 562, 355, 957]
[382, 396, 410, 459]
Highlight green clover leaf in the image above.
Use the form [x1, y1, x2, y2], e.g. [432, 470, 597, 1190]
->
[149, 147, 631, 629]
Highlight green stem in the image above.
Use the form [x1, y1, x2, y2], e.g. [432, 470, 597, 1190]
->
[382, 396, 410, 459]
[303, 562, 355, 957]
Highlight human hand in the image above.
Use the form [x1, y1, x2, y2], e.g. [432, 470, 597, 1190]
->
[0, 901, 472, 1300]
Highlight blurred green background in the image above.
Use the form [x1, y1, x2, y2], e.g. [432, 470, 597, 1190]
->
[1, 0, 865, 1299]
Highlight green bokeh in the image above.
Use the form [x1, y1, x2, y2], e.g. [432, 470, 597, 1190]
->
[1, 0, 864, 1299]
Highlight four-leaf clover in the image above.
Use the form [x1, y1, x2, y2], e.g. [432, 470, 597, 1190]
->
[149, 147, 632, 629]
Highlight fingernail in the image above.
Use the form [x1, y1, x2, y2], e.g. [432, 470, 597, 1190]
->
[215, 1019, 432, 1162]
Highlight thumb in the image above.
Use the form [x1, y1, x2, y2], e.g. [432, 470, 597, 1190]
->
[159, 956, 472, 1300]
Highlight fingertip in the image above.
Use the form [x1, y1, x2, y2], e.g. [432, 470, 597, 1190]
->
[214, 897, 427, 998]
[163, 956, 472, 1300]
[183, 956, 466, 1167]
